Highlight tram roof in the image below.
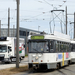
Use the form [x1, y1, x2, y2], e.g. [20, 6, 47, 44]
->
[28, 31, 71, 42]
[71, 40, 75, 43]
[44, 34, 70, 42]
[28, 34, 70, 43]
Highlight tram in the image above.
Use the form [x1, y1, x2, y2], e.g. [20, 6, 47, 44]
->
[28, 32, 71, 70]
[70, 41, 75, 63]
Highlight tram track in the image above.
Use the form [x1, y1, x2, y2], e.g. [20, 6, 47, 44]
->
[64, 68, 75, 74]
[12, 64, 75, 75]
[27, 64, 75, 75]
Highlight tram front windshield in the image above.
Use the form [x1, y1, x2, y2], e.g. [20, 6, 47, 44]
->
[29, 40, 49, 53]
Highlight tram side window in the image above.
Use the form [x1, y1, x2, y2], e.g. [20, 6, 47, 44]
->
[72, 44, 75, 52]
[56, 41, 59, 52]
[63, 43, 66, 52]
[56, 41, 58, 52]
[60, 42, 64, 52]
[71, 44, 73, 51]
[64, 43, 67, 52]
[50, 40, 54, 52]
[69, 44, 71, 52]
[68, 44, 69, 51]
[56, 42, 70, 52]
[66, 43, 69, 52]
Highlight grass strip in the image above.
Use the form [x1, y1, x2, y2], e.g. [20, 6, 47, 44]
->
[0, 65, 28, 75]
[25, 54, 28, 57]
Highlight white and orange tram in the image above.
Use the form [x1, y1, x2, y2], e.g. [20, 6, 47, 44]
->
[28, 32, 72, 70]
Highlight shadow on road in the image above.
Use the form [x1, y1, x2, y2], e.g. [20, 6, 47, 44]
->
[28, 69, 56, 74]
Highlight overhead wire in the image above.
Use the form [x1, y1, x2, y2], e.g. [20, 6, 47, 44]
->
[21, 11, 50, 21]
[43, 0, 67, 9]
[42, 0, 67, 33]
[43, 0, 54, 7]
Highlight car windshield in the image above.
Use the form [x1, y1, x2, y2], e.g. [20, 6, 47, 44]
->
[29, 40, 49, 53]
[0, 45, 7, 53]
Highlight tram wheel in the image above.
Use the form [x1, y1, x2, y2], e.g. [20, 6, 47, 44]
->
[67, 61, 69, 66]
[56, 63, 60, 69]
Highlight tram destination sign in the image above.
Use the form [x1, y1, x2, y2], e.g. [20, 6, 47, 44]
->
[31, 36, 44, 39]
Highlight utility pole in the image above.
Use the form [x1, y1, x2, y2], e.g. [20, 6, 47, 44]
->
[66, 6, 67, 34]
[16, 0, 20, 68]
[0, 20, 1, 37]
[74, 12, 75, 39]
[13, 25, 15, 37]
[8, 8, 10, 37]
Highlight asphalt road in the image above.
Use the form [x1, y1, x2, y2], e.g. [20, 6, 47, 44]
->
[13, 64, 75, 75]
[0, 57, 28, 70]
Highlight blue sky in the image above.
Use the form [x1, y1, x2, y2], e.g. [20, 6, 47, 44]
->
[0, 0, 75, 38]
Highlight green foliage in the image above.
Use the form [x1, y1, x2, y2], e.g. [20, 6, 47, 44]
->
[25, 54, 28, 57]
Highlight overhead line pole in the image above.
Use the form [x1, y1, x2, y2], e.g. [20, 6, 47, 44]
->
[16, 0, 20, 68]
[66, 6, 67, 34]
[8, 8, 10, 37]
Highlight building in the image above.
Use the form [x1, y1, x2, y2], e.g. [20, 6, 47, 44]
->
[1, 27, 41, 54]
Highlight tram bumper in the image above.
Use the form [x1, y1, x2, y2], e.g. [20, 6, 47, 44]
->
[28, 63, 47, 69]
